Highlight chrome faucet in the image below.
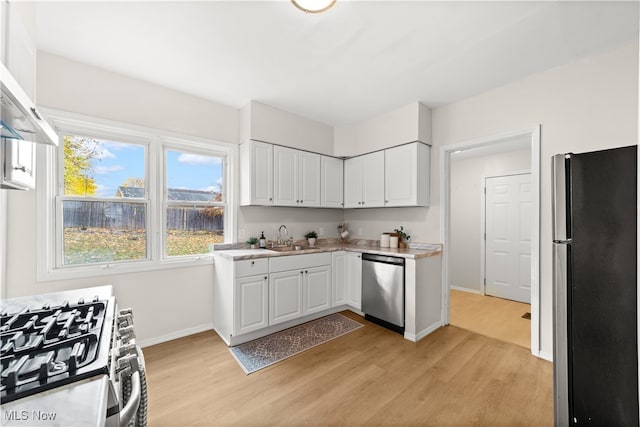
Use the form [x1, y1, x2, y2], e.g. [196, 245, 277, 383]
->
[277, 225, 288, 245]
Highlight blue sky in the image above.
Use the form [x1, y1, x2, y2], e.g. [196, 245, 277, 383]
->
[82, 139, 223, 197]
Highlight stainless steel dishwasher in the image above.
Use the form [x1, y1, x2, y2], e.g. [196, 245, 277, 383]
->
[361, 253, 405, 333]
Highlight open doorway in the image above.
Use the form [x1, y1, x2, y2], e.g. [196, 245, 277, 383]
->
[440, 126, 542, 356]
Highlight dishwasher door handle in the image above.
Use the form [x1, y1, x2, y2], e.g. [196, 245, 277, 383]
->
[361, 253, 404, 266]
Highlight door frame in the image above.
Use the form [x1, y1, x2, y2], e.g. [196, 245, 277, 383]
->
[440, 125, 542, 358]
[481, 171, 531, 299]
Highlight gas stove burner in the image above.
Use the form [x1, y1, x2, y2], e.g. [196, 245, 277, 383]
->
[0, 296, 112, 403]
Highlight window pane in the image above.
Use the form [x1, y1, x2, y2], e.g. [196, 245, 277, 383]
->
[165, 206, 224, 256]
[166, 150, 223, 202]
[62, 200, 147, 265]
[63, 135, 145, 197]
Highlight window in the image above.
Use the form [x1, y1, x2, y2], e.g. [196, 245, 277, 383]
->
[39, 111, 235, 279]
[164, 149, 225, 256]
[61, 135, 148, 266]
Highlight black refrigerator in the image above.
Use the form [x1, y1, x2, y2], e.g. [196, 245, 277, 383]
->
[552, 145, 638, 426]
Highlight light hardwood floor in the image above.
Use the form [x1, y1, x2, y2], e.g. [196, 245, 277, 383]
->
[450, 289, 531, 349]
[144, 312, 552, 426]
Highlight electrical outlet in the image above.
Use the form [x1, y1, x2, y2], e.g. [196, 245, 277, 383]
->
[358, 227, 363, 236]
[238, 229, 246, 239]
[318, 227, 325, 236]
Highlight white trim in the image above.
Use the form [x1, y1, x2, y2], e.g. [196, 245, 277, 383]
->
[138, 323, 214, 348]
[450, 285, 483, 295]
[36, 108, 236, 282]
[481, 170, 531, 300]
[404, 320, 442, 342]
[440, 125, 542, 358]
[538, 350, 553, 362]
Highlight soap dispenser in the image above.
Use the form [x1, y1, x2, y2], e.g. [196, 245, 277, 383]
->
[259, 231, 266, 249]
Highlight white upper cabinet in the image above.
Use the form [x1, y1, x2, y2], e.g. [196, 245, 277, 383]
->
[344, 151, 385, 208]
[361, 151, 385, 207]
[320, 155, 343, 208]
[298, 150, 321, 207]
[273, 145, 320, 207]
[1, 139, 35, 190]
[240, 141, 273, 206]
[242, 139, 430, 209]
[273, 145, 299, 206]
[343, 157, 361, 208]
[384, 142, 430, 207]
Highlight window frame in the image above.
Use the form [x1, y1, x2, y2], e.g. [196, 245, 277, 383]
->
[161, 140, 229, 260]
[37, 109, 237, 281]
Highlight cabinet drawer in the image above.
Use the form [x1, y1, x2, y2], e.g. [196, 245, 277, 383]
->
[269, 252, 331, 273]
[235, 258, 269, 278]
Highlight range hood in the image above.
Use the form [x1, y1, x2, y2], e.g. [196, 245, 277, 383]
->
[1, 62, 58, 146]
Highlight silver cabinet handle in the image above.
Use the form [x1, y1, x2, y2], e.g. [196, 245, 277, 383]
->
[251, 261, 255, 265]
[269, 197, 273, 201]
[13, 166, 27, 172]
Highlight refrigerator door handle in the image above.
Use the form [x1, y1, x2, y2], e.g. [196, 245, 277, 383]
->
[552, 153, 571, 242]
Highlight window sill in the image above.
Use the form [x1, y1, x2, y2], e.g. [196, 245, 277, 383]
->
[38, 254, 215, 282]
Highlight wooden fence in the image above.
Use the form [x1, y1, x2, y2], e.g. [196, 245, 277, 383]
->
[63, 201, 224, 231]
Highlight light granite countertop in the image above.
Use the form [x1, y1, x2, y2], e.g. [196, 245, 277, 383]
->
[211, 239, 442, 261]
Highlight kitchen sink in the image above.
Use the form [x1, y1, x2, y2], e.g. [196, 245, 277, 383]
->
[269, 245, 305, 252]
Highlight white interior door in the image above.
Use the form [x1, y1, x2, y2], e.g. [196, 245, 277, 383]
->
[485, 173, 532, 303]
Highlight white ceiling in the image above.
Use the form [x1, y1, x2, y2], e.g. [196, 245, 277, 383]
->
[35, 1, 639, 126]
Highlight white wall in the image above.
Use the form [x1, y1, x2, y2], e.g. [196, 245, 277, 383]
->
[334, 101, 432, 157]
[239, 206, 343, 242]
[241, 101, 334, 156]
[450, 148, 531, 293]
[434, 41, 638, 357]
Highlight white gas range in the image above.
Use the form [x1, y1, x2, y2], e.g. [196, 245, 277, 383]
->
[0, 286, 147, 427]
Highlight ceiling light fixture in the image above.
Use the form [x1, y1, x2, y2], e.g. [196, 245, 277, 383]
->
[291, 0, 337, 14]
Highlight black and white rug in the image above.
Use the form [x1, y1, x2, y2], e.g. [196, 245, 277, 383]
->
[230, 313, 364, 374]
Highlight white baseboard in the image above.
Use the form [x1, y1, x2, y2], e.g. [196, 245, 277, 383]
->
[405, 321, 442, 342]
[138, 323, 214, 348]
[536, 350, 553, 362]
[450, 285, 483, 295]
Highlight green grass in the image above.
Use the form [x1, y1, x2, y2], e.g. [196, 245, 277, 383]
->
[63, 227, 224, 265]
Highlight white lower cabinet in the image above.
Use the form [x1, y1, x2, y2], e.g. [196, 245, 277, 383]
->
[303, 265, 331, 315]
[331, 251, 362, 310]
[234, 275, 269, 335]
[269, 270, 304, 325]
[346, 252, 362, 310]
[332, 252, 347, 307]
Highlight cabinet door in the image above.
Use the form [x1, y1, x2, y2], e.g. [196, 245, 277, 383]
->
[303, 265, 331, 315]
[321, 156, 344, 208]
[343, 157, 361, 208]
[346, 252, 362, 309]
[361, 151, 385, 207]
[269, 270, 303, 325]
[332, 252, 347, 306]
[240, 141, 273, 206]
[298, 151, 321, 207]
[273, 146, 299, 206]
[384, 143, 417, 206]
[234, 275, 269, 336]
[3, 139, 35, 189]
